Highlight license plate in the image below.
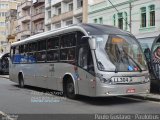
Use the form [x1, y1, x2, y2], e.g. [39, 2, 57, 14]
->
[127, 88, 135, 93]
[111, 77, 131, 83]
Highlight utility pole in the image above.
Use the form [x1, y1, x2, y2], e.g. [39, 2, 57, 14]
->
[129, 0, 132, 33]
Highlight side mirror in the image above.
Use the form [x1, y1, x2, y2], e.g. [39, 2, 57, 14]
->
[89, 37, 96, 50]
[81, 36, 96, 50]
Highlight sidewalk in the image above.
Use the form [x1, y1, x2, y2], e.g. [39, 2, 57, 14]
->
[0, 75, 9, 79]
[132, 93, 160, 102]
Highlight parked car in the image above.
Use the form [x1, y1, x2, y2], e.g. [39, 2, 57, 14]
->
[0, 53, 9, 75]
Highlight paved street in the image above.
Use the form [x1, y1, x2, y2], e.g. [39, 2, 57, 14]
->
[0, 77, 160, 116]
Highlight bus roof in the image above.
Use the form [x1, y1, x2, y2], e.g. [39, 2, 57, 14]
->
[11, 23, 132, 46]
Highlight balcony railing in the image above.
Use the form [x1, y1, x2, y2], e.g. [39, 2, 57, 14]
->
[32, 29, 44, 35]
[45, 2, 51, 9]
[33, 0, 45, 6]
[52, 11, 73, 23]
[32, 12, 45, 22]
[21, 1, 32, 10]
[21, 29, 31, 36]
[74, 7, 82, 16]
[19, 15, 31, 23]
[52, 0, 62, 6]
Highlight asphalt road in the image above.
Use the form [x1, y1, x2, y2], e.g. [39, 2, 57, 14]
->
[0, 77, 160, 119]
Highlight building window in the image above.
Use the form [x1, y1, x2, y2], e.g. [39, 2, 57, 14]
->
[94, 19, 97, 23]
[16, 26, 21, 32]
[113, 14, 116, 26]
[40, 22, 44, 30]
[149, 5, 155, 26]
[27, 23, 30, 30]
[35, 8, 39, 14]
[0, 4, 8, 9]
[99, 17, 103, 24]
[46, 24, 51, 31]
[0, 22, 5, 26]
[141, 7, 146, 28]
[55, 22, 61, 28]
[35, 24, 38, 32]
[57, 7, 61, 15]
[26, 9, 30, 16]
[76, 17, 82, 23]
[118, 13, 123, 29]
[48, 10, 51, 19]
[66, 20, 72, 26]
[68, 2, 73, 11]
[77, 0, 83, 8]
[48, 0, 51, 3]
[17, 12, 20, 18]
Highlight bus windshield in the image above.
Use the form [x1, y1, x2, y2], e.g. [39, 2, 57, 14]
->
[94, 35, 147, 72]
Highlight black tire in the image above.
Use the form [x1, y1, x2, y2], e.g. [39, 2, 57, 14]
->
[66, 78, 76, 99]
[19, 74, 24, 88]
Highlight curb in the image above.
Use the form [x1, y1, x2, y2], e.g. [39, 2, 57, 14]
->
[0, 75, 9, 79]
[131, 94, 160, 102]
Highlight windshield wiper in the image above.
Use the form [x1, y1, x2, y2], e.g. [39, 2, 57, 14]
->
[123, 50, 142, 72]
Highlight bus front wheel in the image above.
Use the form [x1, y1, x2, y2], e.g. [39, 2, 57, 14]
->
[19, 74, 24, 88]
[66, 78, 77, 99]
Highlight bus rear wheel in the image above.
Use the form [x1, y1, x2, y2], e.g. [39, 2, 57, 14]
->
[19, 74, 24, 88]
[66, 78, 76, 99]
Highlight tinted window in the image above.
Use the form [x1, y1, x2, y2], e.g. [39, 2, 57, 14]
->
[47, 37, 59, 49]
[38, 40, 46, 51]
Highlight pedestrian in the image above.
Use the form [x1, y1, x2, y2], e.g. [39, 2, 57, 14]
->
[153, 46, 160, 63]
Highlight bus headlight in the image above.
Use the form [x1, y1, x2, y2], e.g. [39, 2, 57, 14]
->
[96, 73, 112, 84]
[100, 78, 112, 84]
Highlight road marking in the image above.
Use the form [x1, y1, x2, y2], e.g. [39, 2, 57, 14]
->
[0, 111, 15, 120]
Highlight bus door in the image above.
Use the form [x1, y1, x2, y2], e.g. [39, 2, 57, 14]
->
[77, 38, 95, 95]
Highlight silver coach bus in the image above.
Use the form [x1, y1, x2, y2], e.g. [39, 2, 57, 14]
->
[10, 24, 150, 99]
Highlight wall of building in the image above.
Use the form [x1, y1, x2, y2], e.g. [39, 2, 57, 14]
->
[45, 0, 84, 31]
[0, 0, 21, 53]
[88, 0, 160, 41]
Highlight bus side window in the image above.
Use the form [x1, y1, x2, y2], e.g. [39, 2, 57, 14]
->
[87, 50, 94, 74]
[11, 47, 15, 63]
[78, 46, 88, 69]
[78, 46, 94, 74]
[77, 32, 95, 74]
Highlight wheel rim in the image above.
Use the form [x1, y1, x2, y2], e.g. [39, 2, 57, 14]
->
[67, 82, 74, 95]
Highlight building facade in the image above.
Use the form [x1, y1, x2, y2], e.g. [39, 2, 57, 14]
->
[17, 0, 45, 41]
[88, 0, 160, 48]
[6, 9, 18, 44]
[45, 0, 85, 31]
[31, 0, 45, 35]
[17, 0, 32, 41]
[0, 0, 20, 53]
